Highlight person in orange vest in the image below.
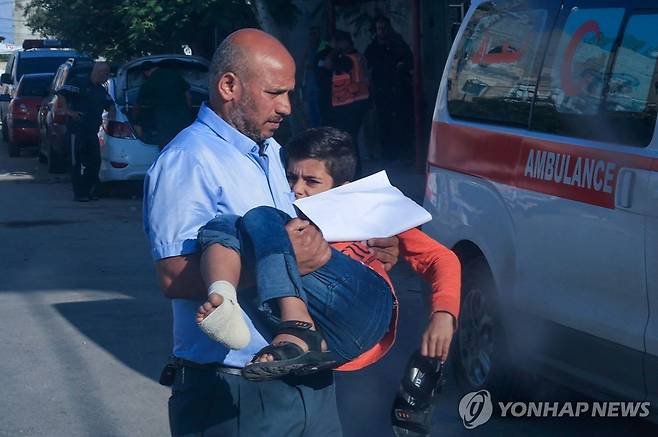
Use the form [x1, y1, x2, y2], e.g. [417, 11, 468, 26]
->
[325, 30, 370, 174]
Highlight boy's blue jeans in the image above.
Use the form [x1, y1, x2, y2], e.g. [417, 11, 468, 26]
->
[197, 206, 393, 363]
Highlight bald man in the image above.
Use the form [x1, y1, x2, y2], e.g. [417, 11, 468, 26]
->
[143, 29, 398, 436]
[59, 61, 114, 201]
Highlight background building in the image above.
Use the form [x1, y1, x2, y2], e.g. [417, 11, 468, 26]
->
[0, 0, 39, 46]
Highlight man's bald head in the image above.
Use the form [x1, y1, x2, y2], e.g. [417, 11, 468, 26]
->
[208, 29, 296, 142]
[209, 28, 294, 96]
[91, 61, 110, 85]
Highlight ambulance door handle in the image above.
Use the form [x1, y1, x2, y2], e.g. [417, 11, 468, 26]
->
[616, 169, 634, 209]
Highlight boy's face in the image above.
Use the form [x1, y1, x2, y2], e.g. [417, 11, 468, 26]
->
[287, 158, 335, 199]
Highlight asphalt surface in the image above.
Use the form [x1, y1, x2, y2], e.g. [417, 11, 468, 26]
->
[0, 146, 656, 436]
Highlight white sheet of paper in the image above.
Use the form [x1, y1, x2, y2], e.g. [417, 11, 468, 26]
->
[293, 170, 432, 242]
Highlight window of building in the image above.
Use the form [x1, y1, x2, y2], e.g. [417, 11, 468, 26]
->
[447, 1, 550, 126]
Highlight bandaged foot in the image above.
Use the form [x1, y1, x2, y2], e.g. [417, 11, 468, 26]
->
[197, 280, 251, 349]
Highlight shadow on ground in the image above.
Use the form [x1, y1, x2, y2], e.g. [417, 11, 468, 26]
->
[54, 297, 172, 383]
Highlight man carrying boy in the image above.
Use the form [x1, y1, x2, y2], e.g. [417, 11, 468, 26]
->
[195, 127, 460, 379]
[143, 29, 399, 436]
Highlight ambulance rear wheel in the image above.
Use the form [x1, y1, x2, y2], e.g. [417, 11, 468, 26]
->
[453, 257, 519, 398]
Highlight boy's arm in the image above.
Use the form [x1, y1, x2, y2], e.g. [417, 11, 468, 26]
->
[398, 228, 461, 320]
[398, 228, 461, 361]
[421, 311, 455, 361]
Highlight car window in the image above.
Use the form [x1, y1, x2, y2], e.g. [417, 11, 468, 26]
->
[120, 61, 208, 106]
[602, 13, 658, 145]
[52, 65, 68, 92]
[446, 1, 550, 127]
[5, 55, 14, 74]
[531, 8, 658, 147]
[17, 76, 52, 97]
[552, 8, 624, 116]
[16, 56, 73, 80]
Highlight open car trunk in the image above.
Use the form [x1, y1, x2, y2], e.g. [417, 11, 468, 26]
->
[114, 55, 209, 145]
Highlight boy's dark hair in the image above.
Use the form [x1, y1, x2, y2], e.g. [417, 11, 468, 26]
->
[286, 127, 357, 186]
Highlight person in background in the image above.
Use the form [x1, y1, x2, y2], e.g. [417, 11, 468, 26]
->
[365, 15, 414, 161]
[326, 30, 369, 175]
[58, 61, 114, 202]
[300, 26, 330, 128]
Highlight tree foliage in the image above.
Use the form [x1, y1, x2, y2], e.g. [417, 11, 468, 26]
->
[25, 0, 298, 61]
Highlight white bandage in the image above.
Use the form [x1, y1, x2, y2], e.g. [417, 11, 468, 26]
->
[198, 280, 251, 350]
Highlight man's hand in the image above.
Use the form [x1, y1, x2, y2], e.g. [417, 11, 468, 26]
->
[420, 311, 455, 362]
[286, 218, 331, 275]
[366, 235, 399, 271]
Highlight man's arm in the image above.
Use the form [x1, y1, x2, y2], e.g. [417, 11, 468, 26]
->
[56, 94, 81, 121]
[155, 254, 207, 299]
[104, 94, 116, 119]
[285, 217, 399, 275]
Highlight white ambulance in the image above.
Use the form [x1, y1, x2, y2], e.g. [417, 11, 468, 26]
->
[423, 0, 658, 415]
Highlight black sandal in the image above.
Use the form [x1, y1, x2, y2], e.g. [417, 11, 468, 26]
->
[241, 320, 338, 381]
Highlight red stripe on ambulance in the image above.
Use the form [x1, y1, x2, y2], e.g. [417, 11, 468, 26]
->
[427, 122, 656, 208]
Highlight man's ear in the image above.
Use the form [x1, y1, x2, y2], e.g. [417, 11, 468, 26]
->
[217, 72, 240, 102]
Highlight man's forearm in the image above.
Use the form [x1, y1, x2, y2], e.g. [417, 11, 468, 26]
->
[155, 253, 207, 299]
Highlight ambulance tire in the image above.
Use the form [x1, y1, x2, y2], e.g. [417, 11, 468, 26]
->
[453, 257, 522, 399]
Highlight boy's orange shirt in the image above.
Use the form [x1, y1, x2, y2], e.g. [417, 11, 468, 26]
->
[330, 227, 461, 371]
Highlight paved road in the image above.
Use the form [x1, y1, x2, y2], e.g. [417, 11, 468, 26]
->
[0, 147, 655, 436]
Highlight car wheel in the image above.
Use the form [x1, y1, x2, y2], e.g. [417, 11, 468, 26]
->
[453, 257, 521, 399]
[47, 142, 67, 174]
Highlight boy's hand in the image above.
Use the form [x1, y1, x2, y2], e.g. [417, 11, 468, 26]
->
[366, 236, 399, 271]
[286, 218, 331, 275]
[420, 311, 455, 362]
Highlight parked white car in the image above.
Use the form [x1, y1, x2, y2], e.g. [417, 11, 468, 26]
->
[98, 55, 209, 182]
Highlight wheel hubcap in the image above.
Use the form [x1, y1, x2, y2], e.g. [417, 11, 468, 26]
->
[459, 285, 494, 388]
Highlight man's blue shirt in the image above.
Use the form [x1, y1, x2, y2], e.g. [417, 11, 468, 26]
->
[143, 103, 296, 366]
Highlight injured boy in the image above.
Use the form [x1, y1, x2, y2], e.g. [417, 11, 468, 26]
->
[195, 127, 460, 381]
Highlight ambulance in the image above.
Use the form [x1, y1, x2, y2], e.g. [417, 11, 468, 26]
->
[423, 0, 658, 415]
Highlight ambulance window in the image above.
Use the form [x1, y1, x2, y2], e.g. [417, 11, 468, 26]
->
[447, 1, 549, 127]
[602, 13, 658, 146]
[531, 8, 658, 147]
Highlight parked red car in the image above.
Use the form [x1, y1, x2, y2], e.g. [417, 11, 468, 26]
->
[6, 73, 53, 157]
